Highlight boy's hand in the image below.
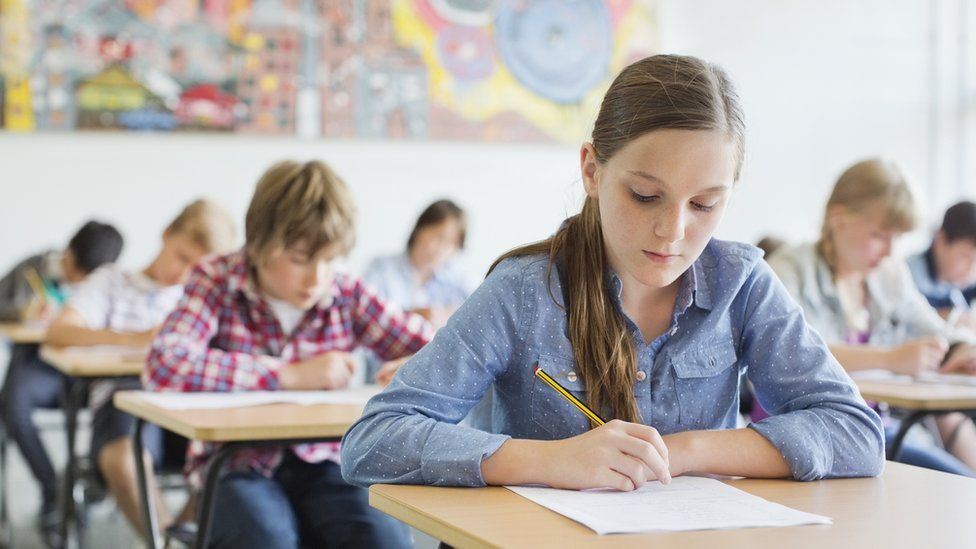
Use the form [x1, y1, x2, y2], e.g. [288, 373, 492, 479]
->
[280, 351, 357, 390]
[375, 355, 412, 386]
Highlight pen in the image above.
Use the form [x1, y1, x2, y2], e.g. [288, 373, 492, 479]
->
[534, 365, 606, 426]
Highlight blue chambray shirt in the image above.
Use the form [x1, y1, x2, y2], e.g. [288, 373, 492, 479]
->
[341, 239, 885, 487]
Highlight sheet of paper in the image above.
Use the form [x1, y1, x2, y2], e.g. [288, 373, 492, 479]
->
[507, 476, 831, 535]
[916, 371, 976, 386]
[58, 345, 149, 360]
[848, 369, 913, 383]
[137, 387, 381, 410]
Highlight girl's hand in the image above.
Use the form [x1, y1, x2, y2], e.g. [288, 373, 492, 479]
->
[885, 336, 948, 376]
[941, 344, 976, 375]
[540, 419, 671, 491]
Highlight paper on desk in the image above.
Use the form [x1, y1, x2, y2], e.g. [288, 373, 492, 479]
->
[507, 476, 831, 535]
[848, 369, 913, 382]
[916, 371, 976, 386]
[848, 369, 976, 386]
[58, 345, 149, 360]
[138, 387, 380, 410]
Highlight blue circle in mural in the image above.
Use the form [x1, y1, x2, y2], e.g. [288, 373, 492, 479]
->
[494, 0, 612, 104]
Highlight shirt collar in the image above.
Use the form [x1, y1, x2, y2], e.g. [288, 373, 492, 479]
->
[605, 255, 712, 316]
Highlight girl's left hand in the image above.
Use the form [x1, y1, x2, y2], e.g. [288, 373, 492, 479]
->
[941, 344, 976, 375]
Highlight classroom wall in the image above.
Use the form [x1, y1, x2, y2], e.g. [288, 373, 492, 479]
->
[1, 0, 973, 279]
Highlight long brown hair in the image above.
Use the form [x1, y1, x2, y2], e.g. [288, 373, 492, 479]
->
[490, 55, 745, 424]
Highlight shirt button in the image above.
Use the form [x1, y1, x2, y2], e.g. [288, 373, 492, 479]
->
[636, 370, 647, 382]
[567, 372, 578, 383]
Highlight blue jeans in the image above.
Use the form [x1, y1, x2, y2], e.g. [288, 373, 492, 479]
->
[0, 344, 66, 506]
[885, 425, 974, 477]
[208, 452, 411, 549]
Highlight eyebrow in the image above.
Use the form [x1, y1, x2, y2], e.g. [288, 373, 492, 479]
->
[627, 170, 731, 193]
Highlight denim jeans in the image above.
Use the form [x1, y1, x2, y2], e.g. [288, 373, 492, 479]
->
[0, 344, 66, 505]
[207, 452, 411, 548]
[885, 425, 974, 477]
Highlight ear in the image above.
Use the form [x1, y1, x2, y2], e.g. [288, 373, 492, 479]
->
[934, 230, 948, 249]
[580, 143, 601, 198]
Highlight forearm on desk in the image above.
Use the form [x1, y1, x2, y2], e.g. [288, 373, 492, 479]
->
[666, 428, 790, 479]
[45, 324, 135, 347]
[829, 345, 892, 371]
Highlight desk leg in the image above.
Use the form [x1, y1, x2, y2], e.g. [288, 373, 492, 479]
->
[0, 427, 10, 549]
[888, 410, 928, 461]
[59, 379, 86, 549]
[132, 418, 160, 549]
[194, 443, 246, 549]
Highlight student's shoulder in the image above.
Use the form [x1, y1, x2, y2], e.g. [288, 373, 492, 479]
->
[485, 253, 549, 286]
[188, 250, 248, 292]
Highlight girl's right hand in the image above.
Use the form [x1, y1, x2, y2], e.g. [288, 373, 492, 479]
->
[886, 336, 948, 376]
[540, 419, 671, 491]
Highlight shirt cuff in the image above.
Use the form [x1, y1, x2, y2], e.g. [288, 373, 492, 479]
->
[749, 410, 833, 481]
[420, 423, 510, 487]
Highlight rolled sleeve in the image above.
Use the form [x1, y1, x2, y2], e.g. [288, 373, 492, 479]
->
[342, 258, 525, 487]
[740, 260, 885, 479]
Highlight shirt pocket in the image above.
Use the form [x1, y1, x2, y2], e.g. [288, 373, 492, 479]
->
[670, 339, 739, 430]
[529, 355, 591, 438]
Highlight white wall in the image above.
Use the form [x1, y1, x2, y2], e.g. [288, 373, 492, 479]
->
[1, 0, 973, 278]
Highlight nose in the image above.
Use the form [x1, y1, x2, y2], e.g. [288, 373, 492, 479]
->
[653, 202, 685, 243]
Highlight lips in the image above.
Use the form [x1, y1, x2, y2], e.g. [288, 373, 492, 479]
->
[643, 250, 679, 264]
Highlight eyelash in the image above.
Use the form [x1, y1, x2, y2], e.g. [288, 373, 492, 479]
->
[630, 191, 714, 212]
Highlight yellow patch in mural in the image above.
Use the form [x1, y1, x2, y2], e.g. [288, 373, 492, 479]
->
[259, 74, 279, 93]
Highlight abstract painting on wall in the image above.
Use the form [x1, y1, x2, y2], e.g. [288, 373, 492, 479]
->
[0, 0, 657, 141]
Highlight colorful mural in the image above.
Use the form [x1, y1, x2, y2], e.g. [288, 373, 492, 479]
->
[0, 0, 657, 141]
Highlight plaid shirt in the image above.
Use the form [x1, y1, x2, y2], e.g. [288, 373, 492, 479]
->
[144, 250, 432, 487]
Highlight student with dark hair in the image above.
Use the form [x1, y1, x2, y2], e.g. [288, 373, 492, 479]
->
[362, 199, 470, 382]
[0, 220, 123, 543]
[908, 201, 976, 327]
[366, 199, 470, 326]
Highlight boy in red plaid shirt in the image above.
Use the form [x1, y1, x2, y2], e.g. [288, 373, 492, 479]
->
[145, 160, 432, 548]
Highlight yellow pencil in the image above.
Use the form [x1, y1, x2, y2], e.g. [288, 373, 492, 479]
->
[534, 365, 606, 426]
[24, 267, 49, 304]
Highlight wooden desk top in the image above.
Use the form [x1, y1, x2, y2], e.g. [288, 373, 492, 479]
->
[855, 379, 976, 410]
[370, 462, 976, 549]
[40, 345, 146, 377]
[0, 322, 46, 344]
[114, 389, 376, 442]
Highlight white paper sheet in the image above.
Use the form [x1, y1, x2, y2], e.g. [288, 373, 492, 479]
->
[916, 371, 976, 386]
[849, 369, 976, 386]
[507, 476, 831, 535]
[137, 387, 381, 410]
[848, 369, 913, 383]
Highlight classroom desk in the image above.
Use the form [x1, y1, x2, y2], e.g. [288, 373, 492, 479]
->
[855, 379, 976, 460]
[40, 345, 147, 549]
[114, 388, 378, 549]
[370, 462, 976, 549]
[0, 321, 46, 344]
